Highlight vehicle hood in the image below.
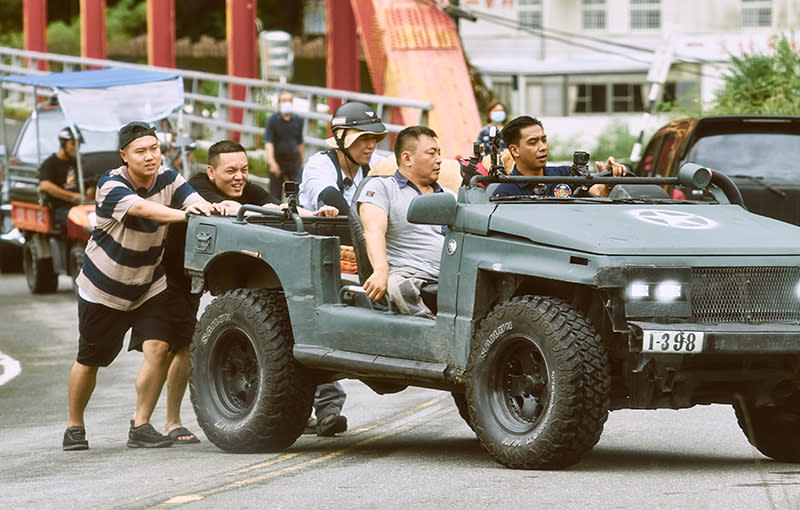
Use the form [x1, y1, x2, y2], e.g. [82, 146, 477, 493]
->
[488, 203, 800, 256]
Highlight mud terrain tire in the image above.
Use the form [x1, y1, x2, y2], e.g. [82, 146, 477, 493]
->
[734, 396, 800, 462]
[466, 295, 609, 469]
[451, 392, 474, 432]
[190, 288, 315, 452]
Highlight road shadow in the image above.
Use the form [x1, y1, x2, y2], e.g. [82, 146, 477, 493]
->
[574, 444, 778, 472]
[289, 429, 797, 473]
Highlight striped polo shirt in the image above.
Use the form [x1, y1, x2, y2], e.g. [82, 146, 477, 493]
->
[75, 165, 202, 311]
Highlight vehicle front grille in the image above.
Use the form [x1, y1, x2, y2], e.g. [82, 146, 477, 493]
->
[691, 266, 800, 323]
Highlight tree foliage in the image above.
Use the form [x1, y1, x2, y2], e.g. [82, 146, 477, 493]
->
[46, 20, 80, 55]
[0, 1, 305, 50]
[709, 34, 800, 115]
[107, 0, 147, 53]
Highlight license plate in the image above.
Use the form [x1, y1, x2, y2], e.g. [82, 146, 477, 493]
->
[642, 330, 705, 354]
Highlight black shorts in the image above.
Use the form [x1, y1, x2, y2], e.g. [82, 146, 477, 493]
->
[165, 278, 202, 349]
[76, 291, 172, 367]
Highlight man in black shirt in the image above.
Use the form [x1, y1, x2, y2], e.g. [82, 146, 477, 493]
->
[264, 91, 304, 200]
[38, 127, 91, 229]
[161, 140, 337, 444]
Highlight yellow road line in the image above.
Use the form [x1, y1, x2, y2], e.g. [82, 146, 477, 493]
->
[149, 395, 452, 508]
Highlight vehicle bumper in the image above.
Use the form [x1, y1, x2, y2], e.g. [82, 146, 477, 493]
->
[629, 321, 800, 354]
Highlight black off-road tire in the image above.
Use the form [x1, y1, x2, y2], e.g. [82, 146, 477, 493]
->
[190, 288, 315, 452]
[23, 240, 58, 294]
[466, 295, 610, 469]
[451, 392, 475, 432]
[734, 396, 800, 462]
[561, 301, 610, 465]
[0, 244, 23, 273]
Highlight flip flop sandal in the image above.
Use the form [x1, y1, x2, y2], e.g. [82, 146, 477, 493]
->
[167, 426, 201, 444]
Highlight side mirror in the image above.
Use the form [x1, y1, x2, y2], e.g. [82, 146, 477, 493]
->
[677, 163, 712, 189]
[407, 192, 457, 226]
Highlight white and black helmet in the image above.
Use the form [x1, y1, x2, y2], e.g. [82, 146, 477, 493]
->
[58, 126, 76, 142]
[326, 102, 387, 149]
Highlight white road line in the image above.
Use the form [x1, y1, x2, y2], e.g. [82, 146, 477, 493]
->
[0, 351, 22, 385]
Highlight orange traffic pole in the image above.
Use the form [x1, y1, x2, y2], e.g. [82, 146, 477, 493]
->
[147, 0, 176, 68]
[23, 0, 48, 70]
[326, 0, 361, 115]
[226, 0, 258, 142]
[80, 0, 107, 62]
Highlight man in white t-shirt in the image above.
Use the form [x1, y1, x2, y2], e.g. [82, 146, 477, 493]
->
[299, 102, 387, 214]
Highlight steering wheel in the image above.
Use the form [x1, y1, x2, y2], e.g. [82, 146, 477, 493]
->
[572, 167, 637, 197]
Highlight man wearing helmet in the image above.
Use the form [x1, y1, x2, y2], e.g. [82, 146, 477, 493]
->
[38, 127, 92, 229]
[299, 102, 387, 215]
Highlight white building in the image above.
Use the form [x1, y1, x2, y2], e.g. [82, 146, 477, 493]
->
[458, 0, 800, 147]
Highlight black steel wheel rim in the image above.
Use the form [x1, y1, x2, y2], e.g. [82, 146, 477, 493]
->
[487, 334, 551, 433]
[210, 328, 258, 416]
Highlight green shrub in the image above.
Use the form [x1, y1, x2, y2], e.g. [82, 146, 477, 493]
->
[591, 121, 638, 164]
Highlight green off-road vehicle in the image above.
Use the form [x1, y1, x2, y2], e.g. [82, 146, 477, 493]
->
[185, 160, 800, 469]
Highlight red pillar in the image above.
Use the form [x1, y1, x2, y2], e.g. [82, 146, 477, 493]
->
[226, 0, 258, 141]
[23, 0, 48, 70]
[80, 0, 107, 61]
[147, 0, 175, 68]
[326, 1, 361, 114]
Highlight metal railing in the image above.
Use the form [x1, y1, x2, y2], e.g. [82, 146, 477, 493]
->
[0, 47, 433, 152]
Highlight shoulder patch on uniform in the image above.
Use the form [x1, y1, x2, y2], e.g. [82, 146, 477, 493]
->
[366, 190, 375, 197]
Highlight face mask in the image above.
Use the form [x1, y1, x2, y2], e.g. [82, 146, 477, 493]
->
[490, 110, 506, 123]
[279, 102, 293, 115]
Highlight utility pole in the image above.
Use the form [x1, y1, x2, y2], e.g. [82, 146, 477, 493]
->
[630, 33, 676, 165]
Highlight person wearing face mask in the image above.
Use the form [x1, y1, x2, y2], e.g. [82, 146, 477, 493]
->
[477, 101, 508, 155]
[264, 91, 304, 200]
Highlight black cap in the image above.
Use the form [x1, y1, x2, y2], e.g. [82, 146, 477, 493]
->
[118, 121, 157, 150]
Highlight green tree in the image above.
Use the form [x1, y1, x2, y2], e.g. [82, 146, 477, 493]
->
[709, 34, 800, 115]
[107, 0, 147, 53]
[592, 121, 638, 163]
[47, 20, 80, 55]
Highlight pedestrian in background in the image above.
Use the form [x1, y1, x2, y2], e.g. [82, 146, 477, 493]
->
[264, 91, 304, 200]
[476, 101, 507, 155]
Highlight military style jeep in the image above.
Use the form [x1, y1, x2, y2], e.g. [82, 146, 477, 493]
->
[185, 163, 800, 469]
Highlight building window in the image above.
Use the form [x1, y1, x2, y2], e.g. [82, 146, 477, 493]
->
[574, 84, 607, 113]
[741, 0, 772, 27]
[582, 0, 606, 30]
[612, 83, 645, 112]
[519, 0, 542, 30]
[573, 83, 648, 114]
[630, 0, 660, 30]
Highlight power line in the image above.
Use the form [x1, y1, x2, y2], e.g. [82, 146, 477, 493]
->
[420, 0, 720, 80]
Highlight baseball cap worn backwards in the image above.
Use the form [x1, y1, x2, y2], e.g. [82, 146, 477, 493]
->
[118, 121, 157, 150]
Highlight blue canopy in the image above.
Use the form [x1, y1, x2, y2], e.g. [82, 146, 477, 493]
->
[1, 67, 184, 131]
[1, 67, 181, 89]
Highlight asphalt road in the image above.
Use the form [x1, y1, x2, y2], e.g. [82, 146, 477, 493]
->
[1, 272, 799, 509]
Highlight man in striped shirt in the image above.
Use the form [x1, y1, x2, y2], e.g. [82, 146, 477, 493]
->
[63, 121, 217, 451]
